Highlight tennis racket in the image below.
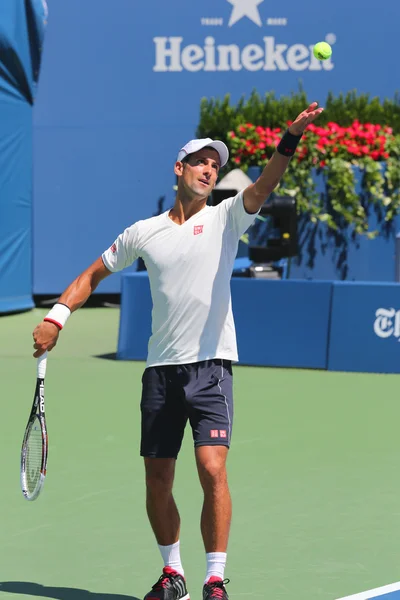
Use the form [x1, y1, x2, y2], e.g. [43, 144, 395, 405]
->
[20, 351, 48, 501]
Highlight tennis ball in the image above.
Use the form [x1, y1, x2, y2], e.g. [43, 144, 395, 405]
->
[313, 41, 332, 60]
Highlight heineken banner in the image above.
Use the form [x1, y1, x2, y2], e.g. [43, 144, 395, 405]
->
[33, 0, 400, 293]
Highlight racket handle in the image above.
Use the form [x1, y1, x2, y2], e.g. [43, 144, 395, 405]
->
[37, 351, 48, 379]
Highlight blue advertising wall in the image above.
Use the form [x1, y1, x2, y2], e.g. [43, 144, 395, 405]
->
[328, 282, 400, 374]
[117, 274, 400, 375]
[32, 0, 400, 294]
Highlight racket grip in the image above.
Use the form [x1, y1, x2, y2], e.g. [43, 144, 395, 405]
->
[37, 351, 48, 379]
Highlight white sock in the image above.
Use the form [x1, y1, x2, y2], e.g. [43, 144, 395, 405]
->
[158, 541, 184, 577]
[205, 552, 227, 584]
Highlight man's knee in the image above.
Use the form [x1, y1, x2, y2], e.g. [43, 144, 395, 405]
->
[144, 457, 176, 494]
[195, 446, 229, 489]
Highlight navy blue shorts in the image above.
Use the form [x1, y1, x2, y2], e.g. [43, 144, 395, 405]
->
[140, 359, 233, 459]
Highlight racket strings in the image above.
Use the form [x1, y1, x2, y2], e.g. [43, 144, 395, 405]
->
[25, 420, 43, 494]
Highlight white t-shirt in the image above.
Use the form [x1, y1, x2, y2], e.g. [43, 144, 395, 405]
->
[102, 191, 258, 367]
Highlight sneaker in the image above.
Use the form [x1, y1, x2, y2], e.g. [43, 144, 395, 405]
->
[203, 577, 230, 599]
[144, 566, 190, 600]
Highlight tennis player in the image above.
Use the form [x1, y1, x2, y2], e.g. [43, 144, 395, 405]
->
[32, 102, 323, 600]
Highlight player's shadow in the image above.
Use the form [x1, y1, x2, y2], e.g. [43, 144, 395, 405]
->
[0, 581, 141, 600]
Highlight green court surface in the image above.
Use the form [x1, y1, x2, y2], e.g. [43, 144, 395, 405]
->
[1, 307, 400, 600]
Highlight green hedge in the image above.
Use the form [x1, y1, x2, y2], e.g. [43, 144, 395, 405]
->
[195, 88, 400, 237]
[196, 88, 400, 148]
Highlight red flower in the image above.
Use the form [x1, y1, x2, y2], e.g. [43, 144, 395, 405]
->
[231, 119, 394, 166]
[347, 146, 361, 155]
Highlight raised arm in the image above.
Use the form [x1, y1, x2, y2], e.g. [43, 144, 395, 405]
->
[243, 102, 324, 214]
[32, 257, 112, 357]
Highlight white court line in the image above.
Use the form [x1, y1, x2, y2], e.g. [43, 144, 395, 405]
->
[337, 582, 400, 600]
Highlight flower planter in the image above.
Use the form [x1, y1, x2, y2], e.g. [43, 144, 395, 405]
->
[244, 165, 400, 281]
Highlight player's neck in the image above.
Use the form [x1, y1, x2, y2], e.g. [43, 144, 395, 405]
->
[169, 194, 208, 225]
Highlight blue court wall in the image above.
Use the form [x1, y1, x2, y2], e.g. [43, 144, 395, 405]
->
[32, 0, 400, 294]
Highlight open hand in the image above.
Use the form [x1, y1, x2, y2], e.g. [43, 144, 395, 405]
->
[289, 102, 324, 136]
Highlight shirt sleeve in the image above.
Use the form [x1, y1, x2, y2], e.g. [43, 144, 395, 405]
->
[222, 190, 260, 238]
[101, 223, 140, 272]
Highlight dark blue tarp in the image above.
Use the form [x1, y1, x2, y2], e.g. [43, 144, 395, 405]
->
[0, 0, 47, 312]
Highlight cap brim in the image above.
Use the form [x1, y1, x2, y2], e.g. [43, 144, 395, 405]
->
[205, 140, 229, 168]
[177, 139, 229, 167]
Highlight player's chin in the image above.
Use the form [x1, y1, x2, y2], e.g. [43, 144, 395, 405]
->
[194, 182, 211, 195]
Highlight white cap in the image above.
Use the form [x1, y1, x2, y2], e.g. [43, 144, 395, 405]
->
[177, 138, 229, 168]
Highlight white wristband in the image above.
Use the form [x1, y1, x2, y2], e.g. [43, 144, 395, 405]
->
[44, 303, 71, 330]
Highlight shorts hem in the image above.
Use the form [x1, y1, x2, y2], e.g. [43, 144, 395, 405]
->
[140, 452, 179, 459]
[194, 441, 231, 449]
